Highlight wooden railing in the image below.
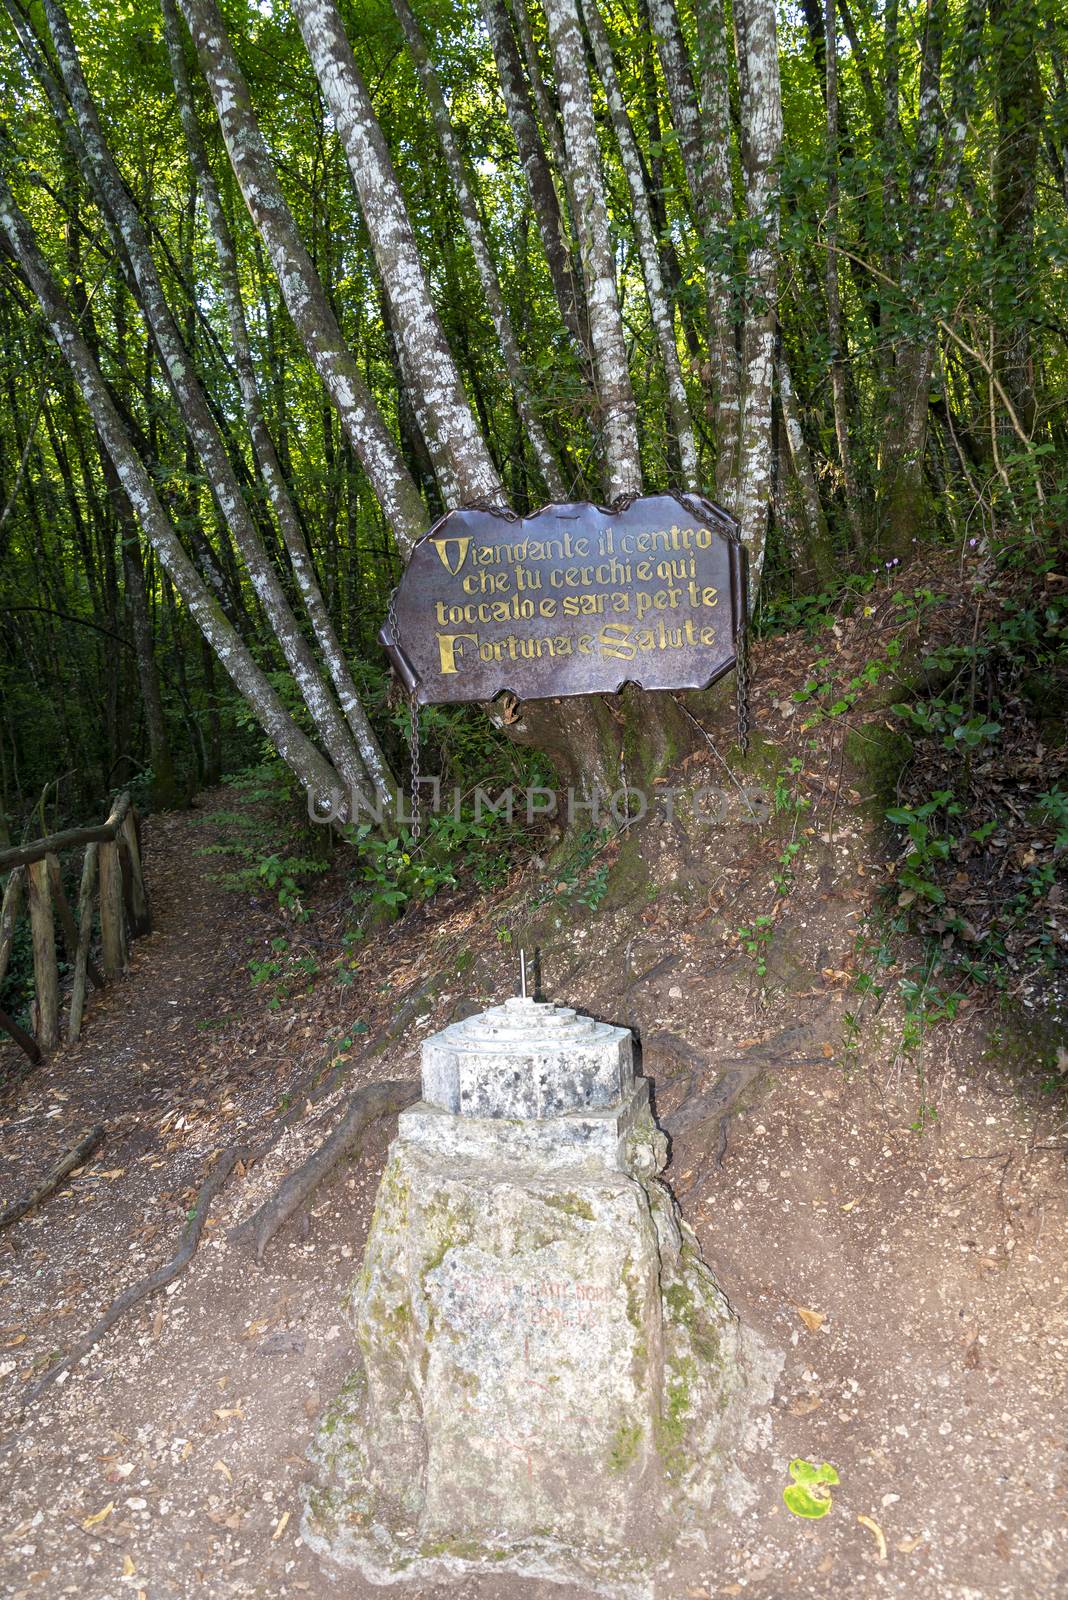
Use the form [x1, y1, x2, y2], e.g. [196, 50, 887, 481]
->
[0, 792, 151, 1061]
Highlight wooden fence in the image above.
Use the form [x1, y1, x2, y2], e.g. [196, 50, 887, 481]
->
[0, 793, 150, 1061]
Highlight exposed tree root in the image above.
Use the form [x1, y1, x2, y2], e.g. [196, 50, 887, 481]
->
[16, 1063, 417, 1406]
[229, 1078, 418, 1262]
[0, 1124, 104, 1231]
[23, 1142, 243, 1406]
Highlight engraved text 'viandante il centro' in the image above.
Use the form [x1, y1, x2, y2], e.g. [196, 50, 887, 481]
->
[378, 493, 746, 705]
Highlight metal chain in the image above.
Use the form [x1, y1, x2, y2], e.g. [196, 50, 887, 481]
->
[407, 695, 422, 843]
[735, 615, 751, 755]
[386, 585, 423, 841]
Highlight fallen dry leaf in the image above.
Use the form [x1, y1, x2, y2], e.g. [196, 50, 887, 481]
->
[81, 1501, 115, 1530]
[240, 1319, 274, 1341]
[122, 1554, 136, 1577]
[272, 1510, 290, 1542]
[212, 1460, 232, 1485]
[858, 1514, 888, 1561]
[795, 1305, 827, 1333]
[214, 1401, 244, 1422]
[896, 1535, 926, 1554]
[787, 1393, 823, 1416]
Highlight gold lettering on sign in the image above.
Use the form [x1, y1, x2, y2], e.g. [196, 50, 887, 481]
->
[435, 537, 471, 575]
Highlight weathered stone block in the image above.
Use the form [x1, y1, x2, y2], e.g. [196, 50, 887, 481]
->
[421, 997, 633, 1119]
[303, 999, 776, 1596]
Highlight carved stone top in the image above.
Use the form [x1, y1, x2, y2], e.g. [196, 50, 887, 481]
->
[421, 997, 633, 1121]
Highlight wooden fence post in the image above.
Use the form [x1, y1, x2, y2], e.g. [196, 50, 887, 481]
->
[98, 839, 127, 981]
[68, 843, 100, 1044]
[26, 858, 59, 1049]
[119, 810, 151, 936]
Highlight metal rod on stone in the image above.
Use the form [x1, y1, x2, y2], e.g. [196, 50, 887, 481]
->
[519, 948, 527, 1000]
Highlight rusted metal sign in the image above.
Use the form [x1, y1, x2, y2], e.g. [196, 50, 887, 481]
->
[379, 493, 746, 705]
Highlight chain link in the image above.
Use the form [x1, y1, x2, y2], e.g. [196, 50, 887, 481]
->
[735, 615, 751, 755]
[407, 695, 422, 843]
[388, 585, 423, 842]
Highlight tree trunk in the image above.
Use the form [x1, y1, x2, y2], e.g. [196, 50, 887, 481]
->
[0, 176, 348, 816]
[480, 0, 589, 359]
[731, 0, 782, 584]
[35, 0, 375, 807]
[162, 0, 395, 807]
[991, 0, 1042, 436]
[879, 0, 984, 553]
[172, 0, 427, 555]
[389, 0, 566, 500]
[290, 0, 504, 508]
[582, 0, 698, 486]
[778, 350, 836, 581]
[823, 0, 865, 554]
[122, 519, 180, 809]
[540, 0, 642, 500]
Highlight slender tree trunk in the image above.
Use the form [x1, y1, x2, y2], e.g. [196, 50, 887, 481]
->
[161, 0, 395, 806]
[540, 0, 642, 499]
[33, 0, 375, 804]
[480, 0, 588, 358]
[731, 0, 782, 582]
[824, 0, 865, 553]
[880, 0, 986, 552]
[582, 0, 697, 485]
[696, 0, 742, 493]
[121, 499, 181, 809]
[0, 177, 346, 814]
[778, 349, 835, 580]
[171, 0, 427, 555]
[389, 0, 566, 500]
[289, 0, 504, 507]
[991, 0, 1042, 435]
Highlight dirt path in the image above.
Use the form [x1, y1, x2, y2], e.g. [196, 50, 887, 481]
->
[1, 787, 1066, 1600]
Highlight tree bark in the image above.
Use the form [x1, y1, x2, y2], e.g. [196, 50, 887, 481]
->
[0, 176, 348, 815]
[480, 0, 588, 358]
[171, 0, 427, 555]
[823, 0, 865, 554]
[731, 0, 782, 584]
[161, 0, 395, 807]
[540, 0, 642, 500]
[696, 0, 742, 495]
[777, 349, 836, 581]
[290, 0, 503, 508]
[389, 0, 566, 500]
[34, 0, 373, 806]
[582, 0, 697, 485]
[879, 0, 986, 553]
[991, 0, 1042, 436]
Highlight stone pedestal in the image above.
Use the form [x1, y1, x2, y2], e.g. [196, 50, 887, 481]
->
[303, 999, 773, 1597]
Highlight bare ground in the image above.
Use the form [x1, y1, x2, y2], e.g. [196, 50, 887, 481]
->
[1, 592, 1066, 1600]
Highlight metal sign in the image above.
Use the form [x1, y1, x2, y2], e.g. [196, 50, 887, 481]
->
[379, 493, 746, 706]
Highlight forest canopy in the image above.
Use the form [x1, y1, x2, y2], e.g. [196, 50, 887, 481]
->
[0, 0, 1064, 827]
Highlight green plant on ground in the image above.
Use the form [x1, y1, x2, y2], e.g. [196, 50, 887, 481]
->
[248, 935, 321, 1011]
[736, 914, 775, 978]
[782, 1459, 839, 1519]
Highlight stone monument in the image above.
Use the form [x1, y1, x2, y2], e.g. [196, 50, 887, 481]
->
[303, 981, 773, 1596]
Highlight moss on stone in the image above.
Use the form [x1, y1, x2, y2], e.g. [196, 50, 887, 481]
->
[542, 1192, 596, 1221]
[607, 1419, 644, 1475]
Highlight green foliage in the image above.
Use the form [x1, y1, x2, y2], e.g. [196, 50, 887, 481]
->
[736, 914, 775, 978]
[782, 1459, 839, 1519]
[530, 827, 613, 912]
[248, 935, 322, 1011]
